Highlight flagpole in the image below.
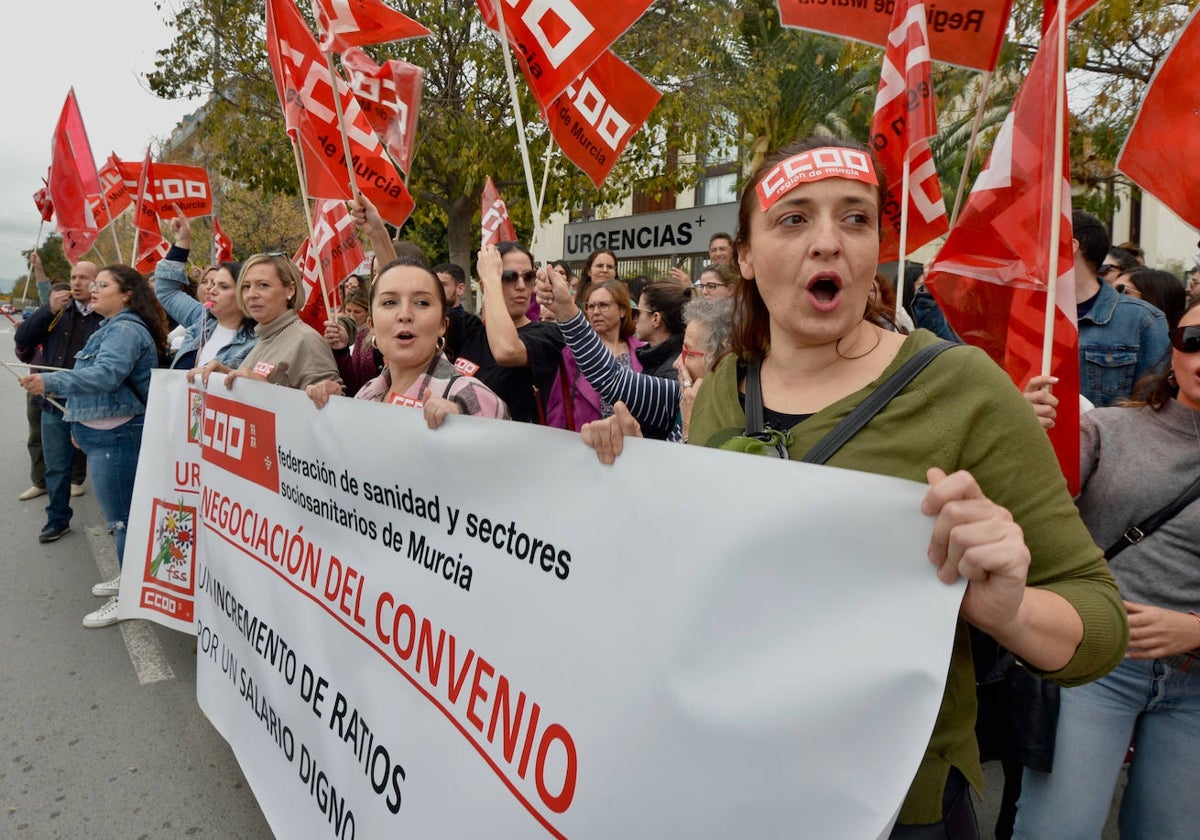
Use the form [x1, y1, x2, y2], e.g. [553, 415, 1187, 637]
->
[492, 1, 544, 257]
[895, 154, 912, 308]
[290, 136, 335, 319]
[950, 71, 993, 227]
[1, 359, 68, 413]
[98, 179, 124, 263]
[533, 142, 555, 253]
[1041, 9, 1067, 377]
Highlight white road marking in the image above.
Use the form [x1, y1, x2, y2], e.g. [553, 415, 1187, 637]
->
[85, 526, 176, 685]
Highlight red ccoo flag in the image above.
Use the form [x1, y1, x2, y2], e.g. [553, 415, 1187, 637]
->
[267, 0, 415, 227]
[296, 199, 366, 332]
[133, 148, 170, 273]
[341, 47, 423, 176]
[478, 0, 656, 110]
[481, 176, 517, 248]
[546, 49, 661, 189]
[48, 89, 102, 262]
[777, 0, 1014, 72]
[213, 216, 235, 263]
[869, 0, 947, 263]
[925, 6, 1080, 492]
[1116, 5, 1200, 231]
[313, 0, 430, 54]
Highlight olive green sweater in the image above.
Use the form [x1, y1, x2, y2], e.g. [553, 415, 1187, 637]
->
[688, 329, 1127, 825]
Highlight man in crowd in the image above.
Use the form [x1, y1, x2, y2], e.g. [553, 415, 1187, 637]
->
[434, 262, 467, 312]
[15, 259, 102, 543]
[1070, 210, 1169, 407]
[706, 231, 734, 266]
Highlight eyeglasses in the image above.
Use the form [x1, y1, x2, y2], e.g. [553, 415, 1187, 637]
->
[1170, 325, 1200, 354]
[679, 344, 706, 363]
[501, 269, 537, 284]
[584, 301, 617, 313]
[693, 281, 725, 293]
[1114, 283, 1141, 298]
[1097, 264, 1120, 277]
[88, 281, 111, 291]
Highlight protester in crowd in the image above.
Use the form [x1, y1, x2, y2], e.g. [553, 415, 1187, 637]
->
[189, 253, 341, 390]
[707, 231, 735, 266]
[195, 264, 219, 302]
[1073, 210, 1170, 407]
[537, 265, 732, 443]
[1187, 263, 1200, 307]
[589, 136, 1127, 834]
[1014, 299, 1200, 839]
[15, 259, 101, 537]
[574, 248, 619, 306]
[348, 192, 561, 422]
[1113, 266, 1186, 331]
[547, 280, 644, 431]
[693, 264, 738, 301]
[20, 265, 168, 629]
[306, 258, 508, 426]
[154, 216, 257, 371]
[437, 241, 563, 423]
[1098, 246, 1140, 286]
[633, 281, 687, 380]
[16, 254, 87, 503]
[325, 283, 382, 398]
[433, 262, 467, 312]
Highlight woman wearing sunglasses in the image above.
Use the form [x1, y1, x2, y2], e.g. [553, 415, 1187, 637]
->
[1015, 301, 1200, 838]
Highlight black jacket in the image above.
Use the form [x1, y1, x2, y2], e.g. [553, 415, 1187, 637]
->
[15, 301, 104, 408]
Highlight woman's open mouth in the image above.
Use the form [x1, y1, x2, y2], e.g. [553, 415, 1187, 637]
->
[806, 274, 843, 311]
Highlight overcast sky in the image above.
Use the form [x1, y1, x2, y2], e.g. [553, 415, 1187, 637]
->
[0, 0, 201, 285]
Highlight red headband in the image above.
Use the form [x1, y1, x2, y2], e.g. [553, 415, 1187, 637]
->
[756, 147, 879, 212]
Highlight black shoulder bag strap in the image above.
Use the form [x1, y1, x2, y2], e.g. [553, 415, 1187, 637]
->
[1104, 474, 1200, 560]
[744, 359, 767, 436]
[802, 341, 957, 465]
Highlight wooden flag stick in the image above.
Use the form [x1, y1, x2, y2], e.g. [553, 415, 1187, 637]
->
[1041, 9, 1068, 377]
[950, 71, 993, 227]
[290, 136, 335, 320]
[0, 359, 68, 412]
[493, 1, 544, 258]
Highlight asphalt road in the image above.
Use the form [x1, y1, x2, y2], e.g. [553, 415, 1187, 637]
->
[0, 326, 271, 839]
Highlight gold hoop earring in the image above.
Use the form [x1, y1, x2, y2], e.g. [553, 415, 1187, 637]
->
[1168, 369, 1178, 387]
[368, 333, 377, 350]
[435, 336, 446, 354]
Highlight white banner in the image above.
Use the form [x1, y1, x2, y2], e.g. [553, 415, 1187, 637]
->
[122, 372, 964, 838]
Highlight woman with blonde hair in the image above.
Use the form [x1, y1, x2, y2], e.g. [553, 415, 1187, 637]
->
[191, 252, 340, 390]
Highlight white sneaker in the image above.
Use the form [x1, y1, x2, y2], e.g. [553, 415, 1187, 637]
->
[83, 597, 121, 629]
[18, 485, 47, 501]
[70, 483, 86, 497]
[92, 575, 122, 597]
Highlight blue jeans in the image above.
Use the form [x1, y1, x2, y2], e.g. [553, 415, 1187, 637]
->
[41, 403, 76, 530]
[1014, 656, 1200, 840]
[70, 417, 144, 566]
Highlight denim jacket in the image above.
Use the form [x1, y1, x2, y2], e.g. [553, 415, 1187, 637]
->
[1078, 280, 1170, 407]
[155, 255, 257, 369]
[40, 310, 158, 422]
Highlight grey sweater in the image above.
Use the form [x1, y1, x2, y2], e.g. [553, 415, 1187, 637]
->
[1077, 399, 1200, 621]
